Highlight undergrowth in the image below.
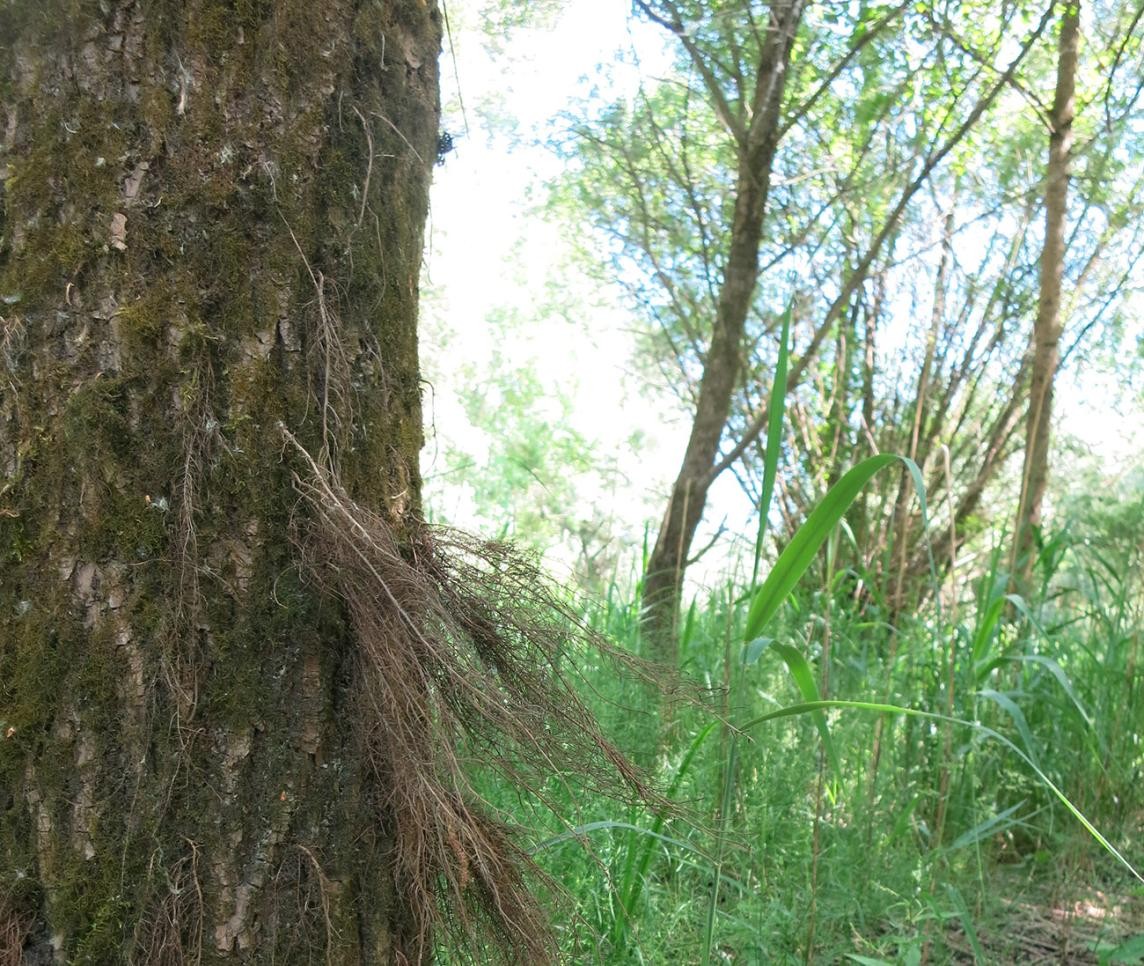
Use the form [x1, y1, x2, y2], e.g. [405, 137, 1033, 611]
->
[453, 510, 1144, 963]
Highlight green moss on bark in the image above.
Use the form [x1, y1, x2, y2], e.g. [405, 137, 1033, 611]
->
[2, 0, 444, 959]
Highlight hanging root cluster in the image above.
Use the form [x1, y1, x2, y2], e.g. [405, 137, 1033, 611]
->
[130, 843, 205, 966]
[0, 894, 34, 966]
[281, 428, 656, 964]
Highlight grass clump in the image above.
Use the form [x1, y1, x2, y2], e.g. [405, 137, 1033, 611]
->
[455, 465, 1144, 963]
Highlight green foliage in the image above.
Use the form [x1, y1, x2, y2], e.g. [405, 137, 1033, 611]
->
[454, 349, 595, 538]
[452, 454, 1144, 961]
[427, 0, 1144, 959]
[423, 292, 652, 589]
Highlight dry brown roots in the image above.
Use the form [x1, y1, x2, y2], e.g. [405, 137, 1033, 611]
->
[284, 430, 657, 964]
[0, 898, 34, 966]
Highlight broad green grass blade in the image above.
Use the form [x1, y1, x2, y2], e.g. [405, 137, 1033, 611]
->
[744, 454, 920, 641]
[1016, 653, 1095, 728]
[771, 641, 840, 780]
[978, 689, 1040, 768]
[947, 801, 1026, 851]
[679, 601, 700, 670]
[970, 595, 1009, 667]
[723, 452, 920, 963]
[944, 884, 987, 964]
[742, 699, 1144, 883]
[743, 635, 772, 666]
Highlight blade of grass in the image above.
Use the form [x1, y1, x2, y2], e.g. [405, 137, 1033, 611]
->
[947, 801, 1026, 851]
[1016, 652, 1095, 729]
[770, 641, 840, 780]
[744, 454, 924, 641]
[944, 883, 987, 964]
[970, 595, 1009, 667]
[977, 688, 1041, 768]
[751, 303, 792, 586]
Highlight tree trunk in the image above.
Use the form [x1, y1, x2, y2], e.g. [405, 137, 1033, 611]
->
[641, 0, 805, 669]
[1012, 0, 1079, 594]
[1, 1, 441, 960]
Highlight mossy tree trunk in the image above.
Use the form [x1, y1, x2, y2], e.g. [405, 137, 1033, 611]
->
[0, 1, 441, 961]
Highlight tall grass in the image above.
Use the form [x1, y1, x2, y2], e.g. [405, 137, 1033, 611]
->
[453, 485, 1144, 963]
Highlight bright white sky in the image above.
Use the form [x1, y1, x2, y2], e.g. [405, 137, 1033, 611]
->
[420, 0, 759, 587]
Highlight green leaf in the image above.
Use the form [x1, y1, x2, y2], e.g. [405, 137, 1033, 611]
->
[1100, 932, 1144, 965]
[745, 454, 921, 641]
[743, 636, 772, 666]
[771, 642, 841, 780]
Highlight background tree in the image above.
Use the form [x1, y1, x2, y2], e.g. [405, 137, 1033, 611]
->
[1012, 0, 1080, 595]
[556, 0, 1143, 672]
[630, 0, 807, 668]
[560, 0, 1052, 668]
[0, 2, 645, 962]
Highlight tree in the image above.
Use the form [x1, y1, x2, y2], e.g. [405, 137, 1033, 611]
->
[1012, 0, 1080, 594]
[561, 0, 1056, 670]
[0, 3, 643, 962]
[624, 0, 809, 666]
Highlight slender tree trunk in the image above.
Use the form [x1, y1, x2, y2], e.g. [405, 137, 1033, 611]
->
[886, 207, 953, 622]
[1012, 0, 1079, 594]
[641, 0, 805, 668]
[1, 1, 441, 961]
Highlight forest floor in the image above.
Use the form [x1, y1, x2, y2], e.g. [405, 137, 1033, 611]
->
[941, 873, 1144, 963]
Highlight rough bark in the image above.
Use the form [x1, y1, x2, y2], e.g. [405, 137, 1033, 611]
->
[0, 1, 441, 961]
[1012, 0, 1079, 594]
[641, 0, 805, 668]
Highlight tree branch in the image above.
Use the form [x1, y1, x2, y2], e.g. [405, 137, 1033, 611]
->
[703, 4, 1057, 489]
[635, 0, 749, 145]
